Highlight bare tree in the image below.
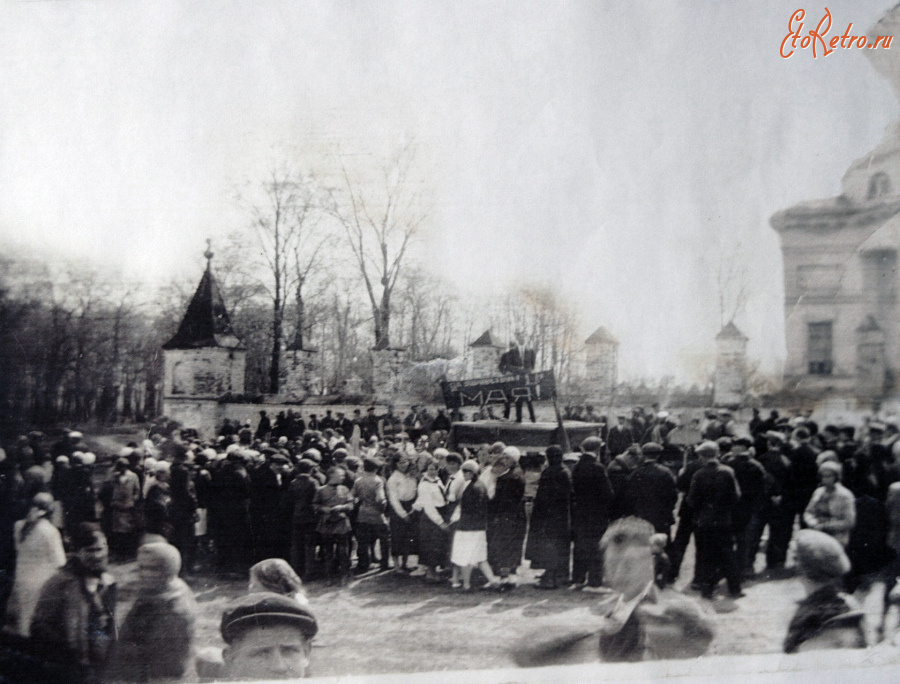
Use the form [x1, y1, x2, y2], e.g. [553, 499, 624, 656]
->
[237, 164, 325, 394]
[326, 144, 430, 350]
[715, 241, 751, 328]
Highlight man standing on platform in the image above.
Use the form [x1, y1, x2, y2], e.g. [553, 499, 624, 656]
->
[498, 332, 536, 423]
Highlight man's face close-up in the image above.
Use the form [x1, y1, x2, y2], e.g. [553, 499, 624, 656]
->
[226, 624, 311, 680]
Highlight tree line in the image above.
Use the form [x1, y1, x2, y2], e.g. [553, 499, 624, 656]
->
[0, 146, 595, 436]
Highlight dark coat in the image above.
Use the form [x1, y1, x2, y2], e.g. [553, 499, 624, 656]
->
[287, 473, 319, 527]
[607, 425, 634, 458]
[783, 585, 865, 653]
[498, 346, 535, 373]
[30, 559, 117, 673]
[620, 461, 678, 533]
[487, 469, 527, 572]
[728, 454, 768, 528]
[457, 479, 489, 531]
[107, 579, 197, 682]
[687, 460, 741, 530]
[571, 455, 613, 537]
[525, 464, 571, 569]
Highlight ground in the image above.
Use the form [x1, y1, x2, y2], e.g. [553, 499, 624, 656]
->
[114, 544, 807, 678]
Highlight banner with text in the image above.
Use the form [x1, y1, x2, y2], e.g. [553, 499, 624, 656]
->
[440, 370, 556, 409]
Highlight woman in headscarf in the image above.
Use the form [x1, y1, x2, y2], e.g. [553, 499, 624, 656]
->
[449, 460, 500, 591]
[525, 446, 572, 589]
[386, 454, 419, 573]
[414, 457, 449, 582]
[5, 492, 66, 635]
[487, 451, 527, 588]
[804, 461, 856, 546]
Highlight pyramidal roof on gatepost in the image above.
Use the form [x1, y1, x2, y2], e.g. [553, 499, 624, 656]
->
[716, 321, 748, 341]
[162, 245, 244, 350]
[470, 329, 501, 347]
[585, 326, 618, 346]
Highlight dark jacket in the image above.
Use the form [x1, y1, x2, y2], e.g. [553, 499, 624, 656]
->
[571, 455, 613, 537]
[488, 469, 527, 571]
[30, 559, 117, 673]
[457, 479, 489, 531]
[525, 464, 571, 569]
[783, 585, 865, 653]
[687, 460, 741, 530]
[287, 473, 319, 527]
[620, 461, 678, 533]
[607, 425, 634, 458]
[107, 578, 197, 682]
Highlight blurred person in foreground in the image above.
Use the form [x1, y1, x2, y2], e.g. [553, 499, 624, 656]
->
[106, 542, 197, 682]
[220, 592, 318, 680]
[4, 492, 66, 636]
[513, 517, 713, 666]
[30, 523, 117, 681]
[784, 529, 865, 653]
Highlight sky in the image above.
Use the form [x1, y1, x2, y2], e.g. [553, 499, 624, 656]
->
[1, 0, 898, 382]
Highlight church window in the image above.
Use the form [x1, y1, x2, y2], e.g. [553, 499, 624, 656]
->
[807, 322, 833, 375]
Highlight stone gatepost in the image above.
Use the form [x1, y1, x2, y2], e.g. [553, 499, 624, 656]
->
[280, 347, 319, 401]
[584, 326, 619, 403]
[714, 322, 748, 407]
[468, 330, 504, 378]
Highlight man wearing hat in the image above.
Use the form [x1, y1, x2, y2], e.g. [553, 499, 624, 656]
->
[618, 443, 677, 540]
[607, 415, 634, 459]
[30, 523, 117, 679]
[686, 441, 743, 599]
[221, 592, 318, 679]
[756, 430, 796, 574]
[570, 437, 613, 589]
[725, 438, 768, 579]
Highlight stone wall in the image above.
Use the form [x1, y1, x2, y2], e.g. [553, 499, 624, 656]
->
[162, 397, 223, 439]
[163, 347, 245, 397]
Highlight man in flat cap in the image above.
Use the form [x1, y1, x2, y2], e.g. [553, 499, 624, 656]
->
[607, 414, 634, 459]
[687, 441, 743, 600]
[618, 443, 678, 541]
[221, 592, 318, 679]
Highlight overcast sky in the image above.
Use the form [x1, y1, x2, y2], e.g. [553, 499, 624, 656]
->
[1, 1, 897, 382]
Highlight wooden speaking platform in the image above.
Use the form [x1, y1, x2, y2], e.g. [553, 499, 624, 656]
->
[448, 420, 600, 453]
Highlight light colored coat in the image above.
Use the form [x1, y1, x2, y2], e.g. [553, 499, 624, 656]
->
[5, 517, 66, 636]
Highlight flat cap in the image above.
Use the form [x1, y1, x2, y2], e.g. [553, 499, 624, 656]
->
[642, 442, 663, 455]
[221, 592, 318, 643]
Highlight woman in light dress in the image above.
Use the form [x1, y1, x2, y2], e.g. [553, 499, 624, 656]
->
[4, 492, 67, 635]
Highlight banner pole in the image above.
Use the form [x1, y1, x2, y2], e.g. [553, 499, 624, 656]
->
[552, 394, 571, 453]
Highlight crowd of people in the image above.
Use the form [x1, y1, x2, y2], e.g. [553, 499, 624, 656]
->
[2, 403, 900, 678]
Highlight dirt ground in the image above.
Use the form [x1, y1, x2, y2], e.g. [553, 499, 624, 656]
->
[112, 540, 808, 678]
